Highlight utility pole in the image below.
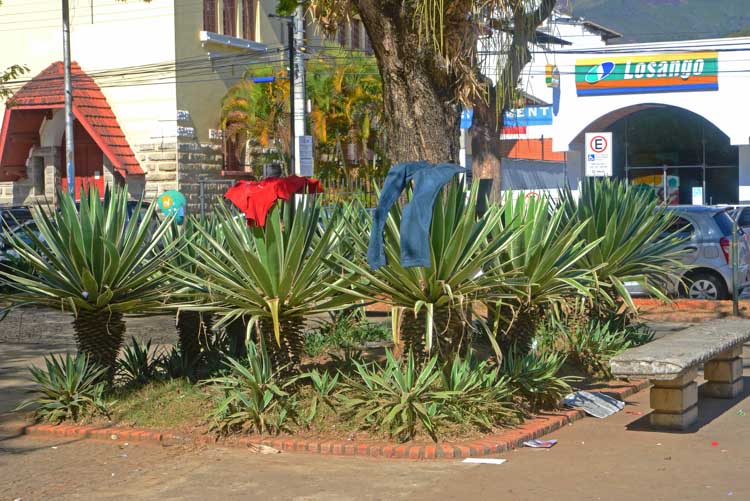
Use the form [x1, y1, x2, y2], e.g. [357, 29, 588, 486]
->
[287, 19, 295, 173]
[62, 0, 75, 196]
[293, 2, 307, 176]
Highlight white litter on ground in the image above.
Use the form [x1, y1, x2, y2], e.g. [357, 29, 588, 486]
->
[462, 458, 507, 465]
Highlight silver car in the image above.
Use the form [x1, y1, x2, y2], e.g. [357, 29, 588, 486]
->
[627, 206, 750, 300]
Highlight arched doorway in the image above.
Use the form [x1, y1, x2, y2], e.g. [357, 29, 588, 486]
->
[573, 105, 738, 205]
[59, 121, 105, 199]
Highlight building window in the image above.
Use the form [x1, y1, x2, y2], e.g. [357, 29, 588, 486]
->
[241, 0, 256, 41]
[223, 0, 237, 37]
[205, 0, 256, 40]
[203, 0, 217, 33]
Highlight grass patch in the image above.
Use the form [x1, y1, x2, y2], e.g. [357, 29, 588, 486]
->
[109, 379, 212, 430]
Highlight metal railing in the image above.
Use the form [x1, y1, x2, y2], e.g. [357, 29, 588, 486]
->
[198, 176, 384, 217]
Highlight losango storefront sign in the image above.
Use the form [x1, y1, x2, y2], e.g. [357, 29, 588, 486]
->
[575, 51, 719, 96]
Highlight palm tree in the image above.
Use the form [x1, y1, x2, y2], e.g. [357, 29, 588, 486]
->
[220, 68, 291, 171]
[0, 188, 174, 379]
[173, 198, 354, 371]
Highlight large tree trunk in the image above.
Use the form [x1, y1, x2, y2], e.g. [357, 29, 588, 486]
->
[355, 1, 463, 164]
[73, 310, 125, 382]
[470, 0, 558, 194]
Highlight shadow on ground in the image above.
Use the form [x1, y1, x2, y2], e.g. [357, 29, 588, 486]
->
[626, 376, 750, 433]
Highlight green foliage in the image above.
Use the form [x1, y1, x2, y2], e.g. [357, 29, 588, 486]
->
[440, 355, 518, 431]
[205, 342, 297, 435]
[335, 180, 517, 354]
[555, 178, 686, 313]
[221, 46, 386, 179]
[0, 187, 173, 315]
[157, 346, 196, 380]
[173, 197, 354, 367]
[118, 337, 161, 386]
[16, 353, 111, 423]
[303, 308, 390, 358]
[297, 368, 340, 424]
[1, 63, 28, 99]
[501, 348, 574, 411]
[492, 192, 596, 312]
[538, 317, 655, 379]
[338, 352, 449, 442]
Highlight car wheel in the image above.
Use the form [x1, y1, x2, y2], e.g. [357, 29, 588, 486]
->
[685, 271, 729, 300]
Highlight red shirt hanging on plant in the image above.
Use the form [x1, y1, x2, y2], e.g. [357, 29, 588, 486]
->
[224, 176, 323, 227]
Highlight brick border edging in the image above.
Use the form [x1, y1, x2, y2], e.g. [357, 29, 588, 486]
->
[22, 380, 649, 460]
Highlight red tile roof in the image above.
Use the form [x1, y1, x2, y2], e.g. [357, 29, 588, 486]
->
[6, 61, 143, 177]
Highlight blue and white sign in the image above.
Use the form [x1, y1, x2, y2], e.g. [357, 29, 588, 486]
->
[460, 109, 474, 129]
[503, 106, 553, 127]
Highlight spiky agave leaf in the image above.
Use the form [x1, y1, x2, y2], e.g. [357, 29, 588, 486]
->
[0, 186, 174, 315]
[554, 177, 687, 312]
[333, 180, 519, 355]
[172, 197, 356, 367]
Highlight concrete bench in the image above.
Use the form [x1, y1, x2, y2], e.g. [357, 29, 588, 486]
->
[610, 319, 748, 430]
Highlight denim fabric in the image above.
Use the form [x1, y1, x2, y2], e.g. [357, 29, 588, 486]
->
[367, 162, 465, 270]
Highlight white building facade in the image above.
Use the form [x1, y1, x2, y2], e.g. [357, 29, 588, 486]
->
[493, 12, 750, 205]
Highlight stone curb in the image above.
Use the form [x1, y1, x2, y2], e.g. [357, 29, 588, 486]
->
[22, 380, 649, 460]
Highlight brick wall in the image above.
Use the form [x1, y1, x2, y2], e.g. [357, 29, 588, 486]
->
[135, 143, 179, 201]
[176, 141, 229, 214]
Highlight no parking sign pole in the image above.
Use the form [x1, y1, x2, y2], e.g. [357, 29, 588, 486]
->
[732, 215, 739, 316]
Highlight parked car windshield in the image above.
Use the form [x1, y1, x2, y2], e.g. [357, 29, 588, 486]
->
[713, 211, 736, 236]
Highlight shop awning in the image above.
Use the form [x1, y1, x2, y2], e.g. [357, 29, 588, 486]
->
[0, 61, 144, 181]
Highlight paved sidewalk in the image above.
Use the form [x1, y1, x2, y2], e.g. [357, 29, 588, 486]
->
[2, 370, 750, 500]
[2, 320, 750, 500]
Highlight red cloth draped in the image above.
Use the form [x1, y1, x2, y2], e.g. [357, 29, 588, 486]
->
[224, 176, 323, 227]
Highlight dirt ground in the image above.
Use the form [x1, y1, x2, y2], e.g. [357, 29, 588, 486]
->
[2, 320, 750, 500]
[2, 380, 750, 500]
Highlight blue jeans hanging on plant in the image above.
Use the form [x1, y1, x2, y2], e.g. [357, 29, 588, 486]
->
[367, 161, 466, 270]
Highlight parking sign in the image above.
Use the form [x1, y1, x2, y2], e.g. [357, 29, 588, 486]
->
[585, 132, 612, 177]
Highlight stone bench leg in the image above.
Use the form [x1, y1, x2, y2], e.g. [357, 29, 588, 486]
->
[703, 345, 744, 399]
[649, 368, 698, 430]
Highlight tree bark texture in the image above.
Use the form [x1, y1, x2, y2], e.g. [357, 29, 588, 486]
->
[489, 303, 540, 357]
[258, 318, 305, 373]
[399, 307, 468, 362]
[176, 311, 214, 365]
[72, 310, 125, 381]
[470, 0, 558, 196]
[355, 0, 466, 164]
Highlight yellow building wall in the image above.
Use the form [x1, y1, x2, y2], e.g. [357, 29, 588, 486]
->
[0, 0, 178, 147]
[173, 0, 283, 144]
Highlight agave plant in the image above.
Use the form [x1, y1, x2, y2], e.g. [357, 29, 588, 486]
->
[173, 198, 354, 371]
[0, 188, 174, 379]
[555, 178, 686, 319]
[162, 216, 220, 367]
[205, 340, 297, 435]
[338, 351, 450, 442]
[335, 180, 518, 361]
[118, 337, 162, 386]
[15, 353, 110, 423]
[488, 193, 599, 355]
